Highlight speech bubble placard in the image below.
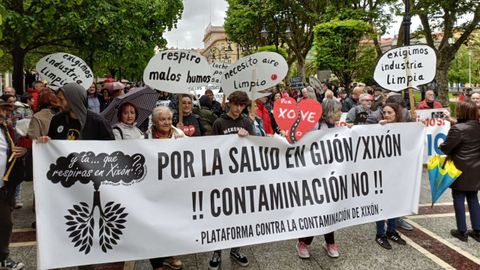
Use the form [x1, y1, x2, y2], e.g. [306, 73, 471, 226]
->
[210, 62, 229, 86]
[273, 97, 322, 144]
[374, 45, 436, 92]
[222, 52, 288, 99]
[36, 53, 94, 90]
[143, 50, 212, 94]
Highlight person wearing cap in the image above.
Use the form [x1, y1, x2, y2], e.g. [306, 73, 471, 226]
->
[346, 93, 382, 125]
[371, 86, 385, 111]
[0, 99, 27, 269]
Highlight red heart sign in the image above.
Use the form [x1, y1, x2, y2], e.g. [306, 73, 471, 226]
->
[273, 97, 323, 143]
[182, 125, 196, 137]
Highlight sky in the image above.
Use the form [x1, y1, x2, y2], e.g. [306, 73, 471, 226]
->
[164, 0, 420, 50]
[164, 0, 228, 49]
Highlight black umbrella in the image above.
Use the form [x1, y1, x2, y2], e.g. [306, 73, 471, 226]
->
[101, 86, 160, 127]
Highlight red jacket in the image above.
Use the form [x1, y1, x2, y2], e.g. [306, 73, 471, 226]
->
[27, 88, 39, 111]
[256, 100, 274, 135]
[416, 99, 443, 110]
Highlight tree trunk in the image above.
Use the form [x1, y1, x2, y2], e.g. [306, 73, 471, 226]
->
[285, 53, 296, 85]
[436, 64, 450, 106]
[368, 14, 383, 57]
[296, 55, 305, 82]
[340, 72, 353, 94]
[12, 46, 26, 94]
[87, 51, 95, 74]
[436, 48, 455, 106]
[397, 24, 405, 47]
[109, 68, 116, 80]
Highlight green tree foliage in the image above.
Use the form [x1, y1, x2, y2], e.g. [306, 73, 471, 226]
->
[412, 0, 480, 105]
[224, 0, 264, 54]
[449, 44, 480, 85]
[354, 45, 378, 85]
[314, 19, 372, 92]
[225, 0, 327, 81]
[0, 3, 5, 58]
[0, 0, 183, 93]
[1, 0, 83, 92]
[325, 0, 397, 57]
[255, 45, 288, 61]
[72, 0, 183, 82]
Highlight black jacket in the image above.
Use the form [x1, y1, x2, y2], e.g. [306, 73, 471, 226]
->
[182, 113, 205, 137]
[342, 96, 358, 112]
[212, 113, 254, 136]
[48, 111, 114, 140]
[439, 120, 480, 191]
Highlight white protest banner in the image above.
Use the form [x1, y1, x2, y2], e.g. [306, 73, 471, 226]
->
[222, 52, 288, 99]
[34, 123, 424, 269]
[143, 50, 212, 93]
[415, 108, 450, 163]
[36, 53, 94, 90]
[374, 45, 436, 91]
[211, 62, 230, 86]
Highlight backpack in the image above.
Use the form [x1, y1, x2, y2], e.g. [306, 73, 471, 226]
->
[113, 126, 124, 139]
[192, 107, 217, 136]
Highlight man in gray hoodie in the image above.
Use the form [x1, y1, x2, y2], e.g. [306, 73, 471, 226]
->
[38, 83, 113, 269]
[46, 83, 113, 140]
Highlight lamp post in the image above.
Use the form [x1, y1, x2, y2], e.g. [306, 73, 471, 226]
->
[402, 0, 415, 112]
[403, 0, 411, 46]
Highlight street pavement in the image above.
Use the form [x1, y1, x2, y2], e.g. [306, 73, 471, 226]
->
[9, 168, 480, 270]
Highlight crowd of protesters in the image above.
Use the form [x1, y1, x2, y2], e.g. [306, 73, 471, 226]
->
[0, 78, 479, 270]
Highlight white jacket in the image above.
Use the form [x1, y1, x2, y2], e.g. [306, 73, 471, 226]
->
[112, 122, 144, 140]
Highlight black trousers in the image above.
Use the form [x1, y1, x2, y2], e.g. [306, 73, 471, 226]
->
[0, 186, 14, 261]
[149, 257, 165, 268]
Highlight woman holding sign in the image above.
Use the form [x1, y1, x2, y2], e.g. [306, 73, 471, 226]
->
[145, 106, 184, 270]
[175, 94, 205, 137]
[375, 103, 408, 249]
[296, 99, 342, 259]
[112, 102, 144, 140]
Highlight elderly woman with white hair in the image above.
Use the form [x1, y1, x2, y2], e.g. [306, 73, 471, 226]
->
[145, 106, 184, 270]
[146, 106, 184, 139]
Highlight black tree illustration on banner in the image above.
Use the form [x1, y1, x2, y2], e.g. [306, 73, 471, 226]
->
[47, 151, 146, 254]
